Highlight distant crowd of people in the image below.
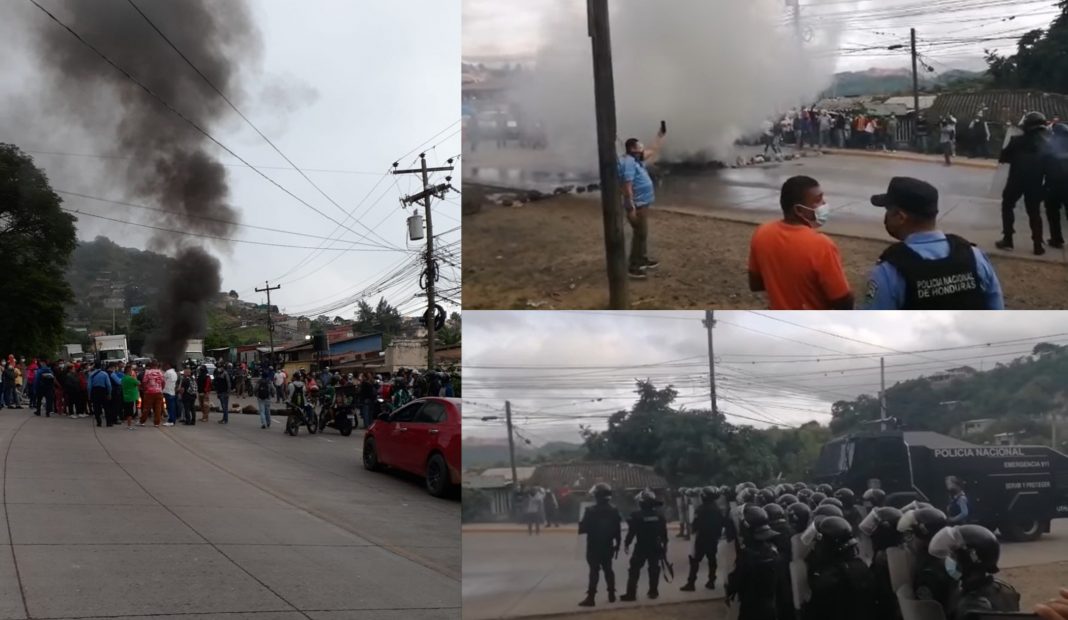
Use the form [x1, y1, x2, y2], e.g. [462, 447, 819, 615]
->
[762, 108, 903, 154]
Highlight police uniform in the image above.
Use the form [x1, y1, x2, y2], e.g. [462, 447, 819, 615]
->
[726, 537, 779, 620]
[999, 117, 1050, 252]
[578, 502, 623, 602]
[685, 501, 725, 589]
[913, 551, 956, 609]
[866, 177, 1003, 310]
[947, 491, 970, 525]
[622, 505, 668, 599]
[949, 575, 1020, 620]
[1043, 123, 1068, 247]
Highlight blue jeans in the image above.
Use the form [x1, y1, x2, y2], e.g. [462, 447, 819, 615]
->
[164, 394, 177, 423]
[3, 385, 16, 407]
[218, 395, 230, 422]
[360, 402, 372, 429]
[258, 399, 271, 427]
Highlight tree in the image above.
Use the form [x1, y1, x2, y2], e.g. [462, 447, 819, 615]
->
[128, 307, 161, 356]
[0, 144, 77, 357]
[354, 297, 404, 343]
[985, 4, 1068, 92]
[437, 312, 461, 346]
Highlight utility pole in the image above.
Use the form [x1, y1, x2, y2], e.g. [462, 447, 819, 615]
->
[394, 155, 454, 370]
[1052, 411, 1058, 449]
[505, 401, 519, 492]
[255, 281, 280, 366]
[588, 0, 627, 309]
[879, 357, 887, 430]
[704, 310, 717, 414]
[911, 28, 921, 119]
[789, 0, 806, 112]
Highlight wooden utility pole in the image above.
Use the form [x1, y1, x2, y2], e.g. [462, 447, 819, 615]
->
[506, 400, 519, 492]
[394, 155, 454, 369]
[911, 28, 921, 118]
[255, 281, 281, 366]
[587, 0, 627, 309]
[879, 357, 887, 430]
[704, 310, 717, 414]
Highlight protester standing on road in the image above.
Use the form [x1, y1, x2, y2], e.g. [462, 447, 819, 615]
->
[940, 116, 958, 166]
[997, 112, 1052, 256]
[88, 362, 110, 427]
[256, 375, 272, 429]
[578, 483, 622, 608]
[179, 368, 197, 425]
[865, 177, 1003, 310]
[108, 362, 124, 427]
[1, 361, 17, 409]
[916, 113, 930, 153]
[748, 176, 854, 310]
[25, 359, 37, 409]
[619, 125, 666, 280]
[524, 488, 545, 536]
[162, 362, 178, 427]
[196, 366, 212, 423]
[34, 361, 56, 417]
[273, 367, 286, 404]
[75, 365, 88, 418]
[120, 364, 140, 429]
[214, 367, 231, 424]
[140, 360, 164, 428]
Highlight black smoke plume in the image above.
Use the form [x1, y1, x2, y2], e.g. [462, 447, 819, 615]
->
[26, 0, 261, 365]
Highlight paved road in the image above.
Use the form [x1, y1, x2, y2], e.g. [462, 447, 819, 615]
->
[462, 519, 1068, 620]
[0, 404, 459, 619]
[465, 144, 1068, 264]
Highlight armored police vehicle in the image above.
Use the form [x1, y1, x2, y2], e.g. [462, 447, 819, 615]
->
[812, 428, 1068, 541]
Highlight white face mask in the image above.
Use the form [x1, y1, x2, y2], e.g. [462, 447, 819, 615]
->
[797, 203, 830, 228]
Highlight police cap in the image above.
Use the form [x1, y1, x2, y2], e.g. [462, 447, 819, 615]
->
[872, 177, 939, 219]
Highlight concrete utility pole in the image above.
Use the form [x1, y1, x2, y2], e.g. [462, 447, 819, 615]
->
[879, 357, 887, 430]
[255, 281, 281, 365]
[911, 28, 921, 118]
[704, 310, 717, 414]
[394, 155, 454, 369]
[505, 400, 519, 492]
[587, 0, 627, 309]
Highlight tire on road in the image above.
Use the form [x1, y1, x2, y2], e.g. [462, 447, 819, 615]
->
[1001, 517, 1043, 542]
[426, 452, 451, 498]
[363, 438, 381, 471]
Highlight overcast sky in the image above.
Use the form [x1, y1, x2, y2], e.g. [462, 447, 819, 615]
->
[462, 0, 1060, 72]
[1, 0, 460, 318]
[462, 311, 1068, 445]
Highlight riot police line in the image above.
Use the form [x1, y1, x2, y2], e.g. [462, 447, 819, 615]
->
[577, 481, 1023, 619]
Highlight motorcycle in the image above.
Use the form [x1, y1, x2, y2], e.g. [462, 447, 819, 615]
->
[318, 398, 354, 436]
[284, 401, 318, 436]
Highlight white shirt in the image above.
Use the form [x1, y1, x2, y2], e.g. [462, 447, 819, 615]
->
[274, 372, 285, 386]
[163, 368, 178, 396]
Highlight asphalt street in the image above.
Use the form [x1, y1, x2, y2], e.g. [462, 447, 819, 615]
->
[0, 401, 459, 619]
[461, 519, 1068, 620]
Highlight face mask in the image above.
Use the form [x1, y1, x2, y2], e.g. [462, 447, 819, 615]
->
[798, 203, 830, 228]
[631, 150, 645, 162]
[944, 557, 962, 580]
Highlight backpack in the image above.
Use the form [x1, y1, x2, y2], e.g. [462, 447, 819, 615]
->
[256, 380, 270, 400]
[2, 367, 14, 384]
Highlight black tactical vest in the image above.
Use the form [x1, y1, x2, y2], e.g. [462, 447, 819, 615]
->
[880, 234, 986, 310]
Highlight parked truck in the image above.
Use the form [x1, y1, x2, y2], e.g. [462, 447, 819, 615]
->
[59, 344, 83, 362]
[93, 335, 129, 366]
[185, 339, 205, 365]
[813, 427, 1068, 542]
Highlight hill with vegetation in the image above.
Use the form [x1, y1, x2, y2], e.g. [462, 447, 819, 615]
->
[826, 67, 987, 98]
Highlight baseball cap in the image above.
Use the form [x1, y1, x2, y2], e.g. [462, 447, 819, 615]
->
[871, 177, 939, 218]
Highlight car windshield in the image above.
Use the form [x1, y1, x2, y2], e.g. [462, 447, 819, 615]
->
[813, 440, 854, 477]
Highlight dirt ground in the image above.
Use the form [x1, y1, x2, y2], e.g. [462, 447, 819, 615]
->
[518, 561, 1068, 620]
[463, 192, 1068, 310]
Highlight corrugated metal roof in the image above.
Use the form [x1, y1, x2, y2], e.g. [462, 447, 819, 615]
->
[526, 461, 669, 491]
[927, 90, 1068, 124]
[462, 475, 512, 489]
[903, 431, 976, 449]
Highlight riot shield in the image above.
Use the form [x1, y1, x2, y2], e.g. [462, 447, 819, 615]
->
[717, 536, 736, 587]
[898, 586, 947, 620]
[789, 533, 810, 608]
[858, 532, 874, 566]
[887, 546, 914, 598]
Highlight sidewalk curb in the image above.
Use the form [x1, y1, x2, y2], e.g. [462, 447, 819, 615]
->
[823, 148, 998, 170]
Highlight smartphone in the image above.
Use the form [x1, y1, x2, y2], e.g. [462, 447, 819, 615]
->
[659, 120, 667, 135]
[964, 613, 1039, 620]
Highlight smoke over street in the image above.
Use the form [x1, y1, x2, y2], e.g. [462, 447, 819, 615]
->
[24, 0, 260, 363]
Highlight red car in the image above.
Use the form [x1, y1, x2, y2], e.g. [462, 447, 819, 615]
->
[363, 397, 461, 497]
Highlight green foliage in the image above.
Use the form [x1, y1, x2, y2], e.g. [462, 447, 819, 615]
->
[354, 297, 403, 344]
[462, 487, 491, 522]
[128, 307, 161, 355]
[830, 345, 1068, 438]
[437, 312, 461, 347]
[985, 4, 1068, 92]
[580, 380, 833, 485]
[0, 144, 77, 357]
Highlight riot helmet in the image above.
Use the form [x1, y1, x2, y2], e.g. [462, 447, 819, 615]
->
[1021, 111, 1048, 131]
[777, 493, 799, 508]
[781, 482, 796, 495]
[812, 504, 844, 526]
[928, 524, 1001, 576]
[787, 501, 812, 532]
[743, 505, 777, 541]
[701, 486, 720, 502]
[763, 502, 787, 526]
[636, 489, 659, 508]
[819, 497, 844, 510]
[809, 491, 828, 506]
[833, 488, 856, 508]
[796, 488, 813, 501]
[737, 487, 758, 505]
[898, 506, 948, 555]
[862, 488, 886, 509]
[816, 484, 833, 495]
[859, 506, 904, 550]
[756, 488, 776, 506]
[794, 482, 809, 491]
[590, 483, 612, 502]
[816, 516, 858, 557]
[901, 500, 933, 513]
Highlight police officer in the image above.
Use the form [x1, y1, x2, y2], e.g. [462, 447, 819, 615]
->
[676, 488, 690, 539]
[578, 483, 622, 607]
[807, 516, 876, 620]
[867, 177, 1003, 309]
[898, 506, 954, 608]
[802, 504, 845, 571]
[620, 490, 668, 601]
[725, 506, 780, 620]
[862, 488, 886, 513]
[1043, 122, 1068, 248]
[681, 486, 725, 592]
[859, 506, 904, 620]
[834, 488, 864, 533]
[764, 503, 796, 620]
[997, 111, 1052, 255]
[946, 476, 970, 525]
[929, 524, 1021, 619]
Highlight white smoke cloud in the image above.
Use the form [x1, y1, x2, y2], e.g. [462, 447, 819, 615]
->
[516, 0, 854, 168]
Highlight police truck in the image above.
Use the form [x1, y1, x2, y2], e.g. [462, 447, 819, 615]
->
[812, 427, 1068, 541]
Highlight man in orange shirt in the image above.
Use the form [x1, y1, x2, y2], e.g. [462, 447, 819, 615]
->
[748, 175, 854, 310]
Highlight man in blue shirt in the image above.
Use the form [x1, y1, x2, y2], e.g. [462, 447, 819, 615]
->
[88, 362, 112, 427]
[864, 177, 1004, 310]
[618, 127, 666, 279]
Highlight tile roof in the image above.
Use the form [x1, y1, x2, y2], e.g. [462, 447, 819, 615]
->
[526, 461, 669, 491]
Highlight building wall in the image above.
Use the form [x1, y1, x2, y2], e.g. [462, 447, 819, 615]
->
[385, 339, 428, 371]
[331, 334, 383, 355]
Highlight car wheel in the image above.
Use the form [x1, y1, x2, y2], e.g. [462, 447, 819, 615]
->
[363, 438, 381, 471]
[1001, 518, 1042, 542]
[307, 413, 317, 434]
[426, 453, 449, 498]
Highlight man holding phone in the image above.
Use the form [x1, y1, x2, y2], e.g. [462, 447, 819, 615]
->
[619, 122, 667, 279]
